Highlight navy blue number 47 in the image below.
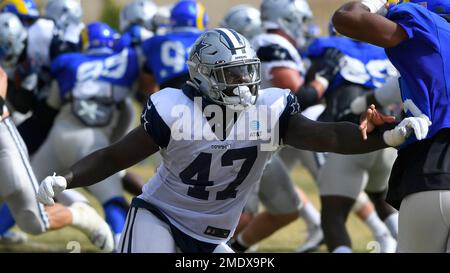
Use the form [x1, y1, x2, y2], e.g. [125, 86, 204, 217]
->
[179, 146, 258, 201]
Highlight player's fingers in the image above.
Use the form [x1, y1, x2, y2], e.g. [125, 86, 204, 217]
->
[381, 114, 396, 123]
[409, 119, 423, 140]
[38, 181, 55, 206]
[418, 118, 429, 140]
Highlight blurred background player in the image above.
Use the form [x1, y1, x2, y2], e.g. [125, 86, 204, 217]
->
[219, 4, 262, 41]
[0, 13, 113, 252]
[112, 0, 159, 196]
[140, 0, 208, 96]
[29, 22, 140, 248]
[304, 20, 399, 252]
[0, 0, 88, 244]
[333, 0, 450, 252]
[230, 0, 333, 253]
[0, 0, 39, 27]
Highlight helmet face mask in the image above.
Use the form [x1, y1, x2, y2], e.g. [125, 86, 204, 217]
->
[188, 29, 261, 111]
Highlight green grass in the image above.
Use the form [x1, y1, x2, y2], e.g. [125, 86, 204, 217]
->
[0, 158, 374, 253]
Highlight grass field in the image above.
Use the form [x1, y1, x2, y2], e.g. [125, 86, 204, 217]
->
[0, 158, 374, 253]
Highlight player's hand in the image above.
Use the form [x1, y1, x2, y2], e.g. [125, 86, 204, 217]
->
[38, 174, 67, 206]
[382, 116, 432, 146]
[359, 104, 396, 140]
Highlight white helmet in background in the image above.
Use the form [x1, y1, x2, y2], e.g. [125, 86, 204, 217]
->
[119, 0, 157, 32]
[260, 0, 313, 48]
[220, 5, 261, 41]
[153, 4, 172, 35]
[0, 12, 27, 68]
[187, 28, 261, 110]
[45, 0, 82, 31]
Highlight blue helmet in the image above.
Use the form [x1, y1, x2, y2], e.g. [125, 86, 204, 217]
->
[397, 1, 450, 17]
[170, 0, 208, 30]
[81, 22, 120, 52]
[0, 0, 39, 26]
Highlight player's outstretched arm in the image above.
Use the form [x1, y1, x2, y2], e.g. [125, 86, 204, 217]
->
[283, 112, 391, 154]
[38, 126, 159, 205]
[332, 1, 407, 48]
[65, 126, 159, 189]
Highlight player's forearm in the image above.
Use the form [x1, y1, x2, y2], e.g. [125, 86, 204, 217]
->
[65, 126, 159, 189]
[333, 2, 407, 48]
[64, 147, 124, 189]
[327, 121, 390, 154]
[285, 115, 390, 154]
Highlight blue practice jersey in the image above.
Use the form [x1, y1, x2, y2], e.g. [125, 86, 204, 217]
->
[306, 36, 396, 92]
[386, 3, 450, 146]
[141, 29, 204, 86]
[51, 48, 140, 100]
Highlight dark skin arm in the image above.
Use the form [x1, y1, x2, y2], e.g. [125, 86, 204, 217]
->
[64, 126, 160, 189]
[284, 106, 395, 154]
[332, 2, 408, 48]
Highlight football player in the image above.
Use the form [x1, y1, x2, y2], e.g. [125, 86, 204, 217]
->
[220, 5, 262, 41]
[30, 22, 140, 248]
[304, 21, 399, 252]
[0, 13, 113, 252]
[333, 0, 450, 252]
[36, 28, 426, 253]
[139, 0, 208, 95]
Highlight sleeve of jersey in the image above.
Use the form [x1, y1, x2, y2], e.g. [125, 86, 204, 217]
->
[140, 96, 171, 149]
[304, 38, 327, 58]
[278, 92, 301, 143]
[387, 4, 437, 44]
[256, 44, 297, 70]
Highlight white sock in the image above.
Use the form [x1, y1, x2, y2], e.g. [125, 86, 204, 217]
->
[365, 211, 391, 237]
[384, 212, 399, 239]
[299, 202, 321, 231]
[332, 245, 352, 253]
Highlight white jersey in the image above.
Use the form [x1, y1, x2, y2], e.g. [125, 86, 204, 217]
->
[139, 86, 300, 243]
[252, 33, 305, 89]
[27, 19, 55, 71]
[27, 18, 83, 73]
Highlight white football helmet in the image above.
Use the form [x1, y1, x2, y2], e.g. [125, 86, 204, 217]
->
[220, 5, 262, 41]
[45, 0, 82, 31]
[261, 0, 313, 48]
[119, 0, 157, 32]
[187, 28, 261, 111]
[0, 12, 27, 68]
[153, 4, 172, 35]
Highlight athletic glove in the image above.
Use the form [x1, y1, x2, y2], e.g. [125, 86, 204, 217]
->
[37, 174, 67, 206]
[383, 116, 432, 147]
[361, 0, 387, 13]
